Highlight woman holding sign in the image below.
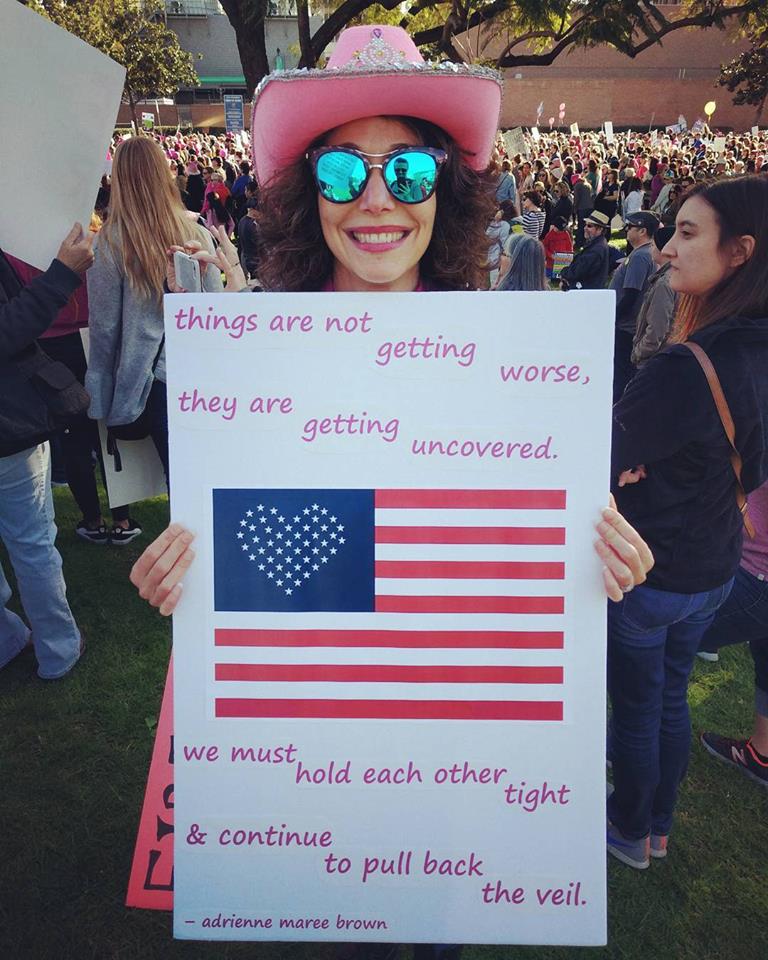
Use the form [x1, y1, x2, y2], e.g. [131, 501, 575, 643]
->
[131, 26, 654, 952]
[137, 24, 651, 609]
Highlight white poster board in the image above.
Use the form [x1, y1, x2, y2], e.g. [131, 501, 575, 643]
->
[713, 136, 727, 156]
[80, 330, 167, 508]
[166, 291, 614, 946]
[569, 123, 580, 137]
[603, 121, 614, 144]
[530, 126, 540, 142]
[503, 127, 528, 158]
[751, 125, 759, 136]
[0, 0, 125, 270]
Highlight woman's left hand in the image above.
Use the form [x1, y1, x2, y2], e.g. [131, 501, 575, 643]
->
[594, 495, 654, 601]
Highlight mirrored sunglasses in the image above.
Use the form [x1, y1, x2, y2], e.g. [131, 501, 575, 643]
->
[307, 146, 447, 205]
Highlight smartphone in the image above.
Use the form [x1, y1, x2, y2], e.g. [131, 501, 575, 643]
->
[173, 250, 202, 293]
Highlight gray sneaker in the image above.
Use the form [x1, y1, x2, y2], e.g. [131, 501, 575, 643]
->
[607, 821, 650, 870]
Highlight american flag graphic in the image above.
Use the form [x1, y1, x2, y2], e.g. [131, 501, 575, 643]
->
[212, 488, 566, 721]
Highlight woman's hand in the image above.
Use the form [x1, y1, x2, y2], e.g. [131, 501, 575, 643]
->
[618, 464, 647, 487]
[129, 523, 195, 616]
[204, 224, 248, 289]
[594, 495, 654, 601]
[165, 241, 204, 293]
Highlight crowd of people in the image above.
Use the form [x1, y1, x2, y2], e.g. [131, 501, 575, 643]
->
[2, 23, 768, 954]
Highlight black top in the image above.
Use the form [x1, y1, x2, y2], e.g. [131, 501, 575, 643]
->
[612, 315, 768, 592]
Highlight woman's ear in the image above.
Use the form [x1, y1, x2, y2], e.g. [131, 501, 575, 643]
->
[729, 234, 756, 268]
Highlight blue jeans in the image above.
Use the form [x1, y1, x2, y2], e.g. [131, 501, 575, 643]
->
[607, 579, 733, 839]
[699, 565, 768, 719]
[0, 444, 81, 679]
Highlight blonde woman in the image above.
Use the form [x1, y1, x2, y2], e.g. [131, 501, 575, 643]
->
[86, 137, 223, 487]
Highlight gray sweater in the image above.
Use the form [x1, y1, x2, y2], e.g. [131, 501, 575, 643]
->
[86, 229, 222, 426]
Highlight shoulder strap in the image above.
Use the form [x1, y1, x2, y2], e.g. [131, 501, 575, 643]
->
[682, 341, 755, 538]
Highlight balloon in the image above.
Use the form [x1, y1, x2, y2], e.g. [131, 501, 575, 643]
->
[559, 102, 566, 111]
[548, 116, 555, 126]
[704, 100, 717, 117]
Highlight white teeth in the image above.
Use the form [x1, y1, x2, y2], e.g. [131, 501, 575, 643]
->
[351, 232, 406, 244]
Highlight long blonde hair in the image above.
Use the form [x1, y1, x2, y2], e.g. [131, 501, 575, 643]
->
[105, 136, 203, 301]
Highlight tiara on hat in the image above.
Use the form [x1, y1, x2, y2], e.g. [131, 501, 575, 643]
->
[349, 28, 408, 70]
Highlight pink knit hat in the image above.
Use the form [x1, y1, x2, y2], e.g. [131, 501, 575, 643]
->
[250, 25, 503, 186]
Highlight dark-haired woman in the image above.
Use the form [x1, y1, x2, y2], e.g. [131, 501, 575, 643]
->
[607, 176, 768, 869]
[134, 22, 652, 611]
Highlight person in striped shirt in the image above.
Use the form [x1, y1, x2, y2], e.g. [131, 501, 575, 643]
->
[511, 190, 546, 239]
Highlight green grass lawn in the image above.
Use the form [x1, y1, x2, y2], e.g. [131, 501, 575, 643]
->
[1, 485, 766, 960]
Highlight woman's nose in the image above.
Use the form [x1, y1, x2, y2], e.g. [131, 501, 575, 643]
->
[358, 168, 396, 213]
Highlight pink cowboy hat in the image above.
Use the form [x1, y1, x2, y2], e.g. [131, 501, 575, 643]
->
[250, 25, 503, 186]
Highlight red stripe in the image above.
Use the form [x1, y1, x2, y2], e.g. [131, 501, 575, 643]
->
[374, 490, 566, 510]
[215, 664, 563, 684]
[375, 596, 564, 614]
[215, 629, 563, 649]
[375, 526, 565, 545]
[375, 560, 564, 580]
[215, 699, 563, 721]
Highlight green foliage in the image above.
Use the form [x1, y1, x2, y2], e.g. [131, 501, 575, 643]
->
[24, 0, 199, 105]
[719, 33, 768, 111]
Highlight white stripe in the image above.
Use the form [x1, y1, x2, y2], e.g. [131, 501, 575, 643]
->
[213, 680, 564, 702]
[214, 647, 564, 668]
[214, 612, 567, 631]
[375, 508, 565, 527]
[375, 543, 565, 561]
[374, 578, 564, 597]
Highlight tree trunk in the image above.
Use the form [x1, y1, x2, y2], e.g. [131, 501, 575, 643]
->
[219, 0, 270, 97]
[297, 0, 314, 68]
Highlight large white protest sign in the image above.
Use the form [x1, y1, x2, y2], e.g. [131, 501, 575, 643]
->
[503, 127, 527, 158]
[166, 291, 614, 946]
[0, 0, 124, 270]
[603, 121, 614, 144]
[569, 123, 580, 137]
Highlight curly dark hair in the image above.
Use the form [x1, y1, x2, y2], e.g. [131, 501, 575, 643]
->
[257, 117, 496, 292]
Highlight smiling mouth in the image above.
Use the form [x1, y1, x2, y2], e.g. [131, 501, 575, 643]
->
[349, 230, 409, 246]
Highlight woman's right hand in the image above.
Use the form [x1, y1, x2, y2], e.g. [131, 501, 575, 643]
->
[130, 524, 195, 616]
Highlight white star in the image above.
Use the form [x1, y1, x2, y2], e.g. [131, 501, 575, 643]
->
[270, 507, 277, 515]
[276, 547, 283, 555]
[278, 515, 285, 523]
[249, 554, 256, 561]
[294, 580, 302, 588]
[303, 524, 310, 532]
[276, 579, 283, 586]
[285, 588, 292, 595]
[241, 544, 248, 551]
[249, 524, 256, 531]
[267, 540, 274, 547]
[330, 515, 337, 523]
[339, 537, 346, 544]
[257, 504, 265, 512]
[303, 540, 310, 547]
[312, 563, 319, 571]
[294, 531, 301, 539]
[312, 547, 319, 555]
[252, 535, 259, 543]
[312, 516, 319, 524]
[240, 520, 247, 527]
[259, 516, 267, 524]
[258, 563, 265, 571]
[285, 571, 293, 580]
[321, 540, 328, 548]
[330, 532, 337, 540]
[312, 532, 319, 540]
[285, 524, 292, 532]
[303, 556, 310, 564]
[246, 510, 253, 517]
[321, 524, 328, 532]
[303, 507, 310, 515]
[237, 532, 244, 539]
[276, 563, 283, 571]
[312, 503, 319, 510]
[337, 525, 345, 532]
[276, 532, 283, 540]
[321, 507, 327, 515]
[321, 556, 328, 564]
[265, 526, 272, 534]
[258, 547, 265, 555]
[267, 555, 274, 563]
[304, 571, 310, 579]
[294, 562, 301, 570]
[330, 547, 337, 555]
[267, 571, 274, 578]
[293, 515, 300, 523]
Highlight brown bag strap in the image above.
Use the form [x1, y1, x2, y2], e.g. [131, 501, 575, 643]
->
[682, 341, 755, 538]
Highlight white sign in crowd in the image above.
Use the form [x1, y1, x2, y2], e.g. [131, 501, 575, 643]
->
[166, 290, 614, 945]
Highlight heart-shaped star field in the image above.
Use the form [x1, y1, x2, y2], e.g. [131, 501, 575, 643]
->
[234, 502, 346, 596]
